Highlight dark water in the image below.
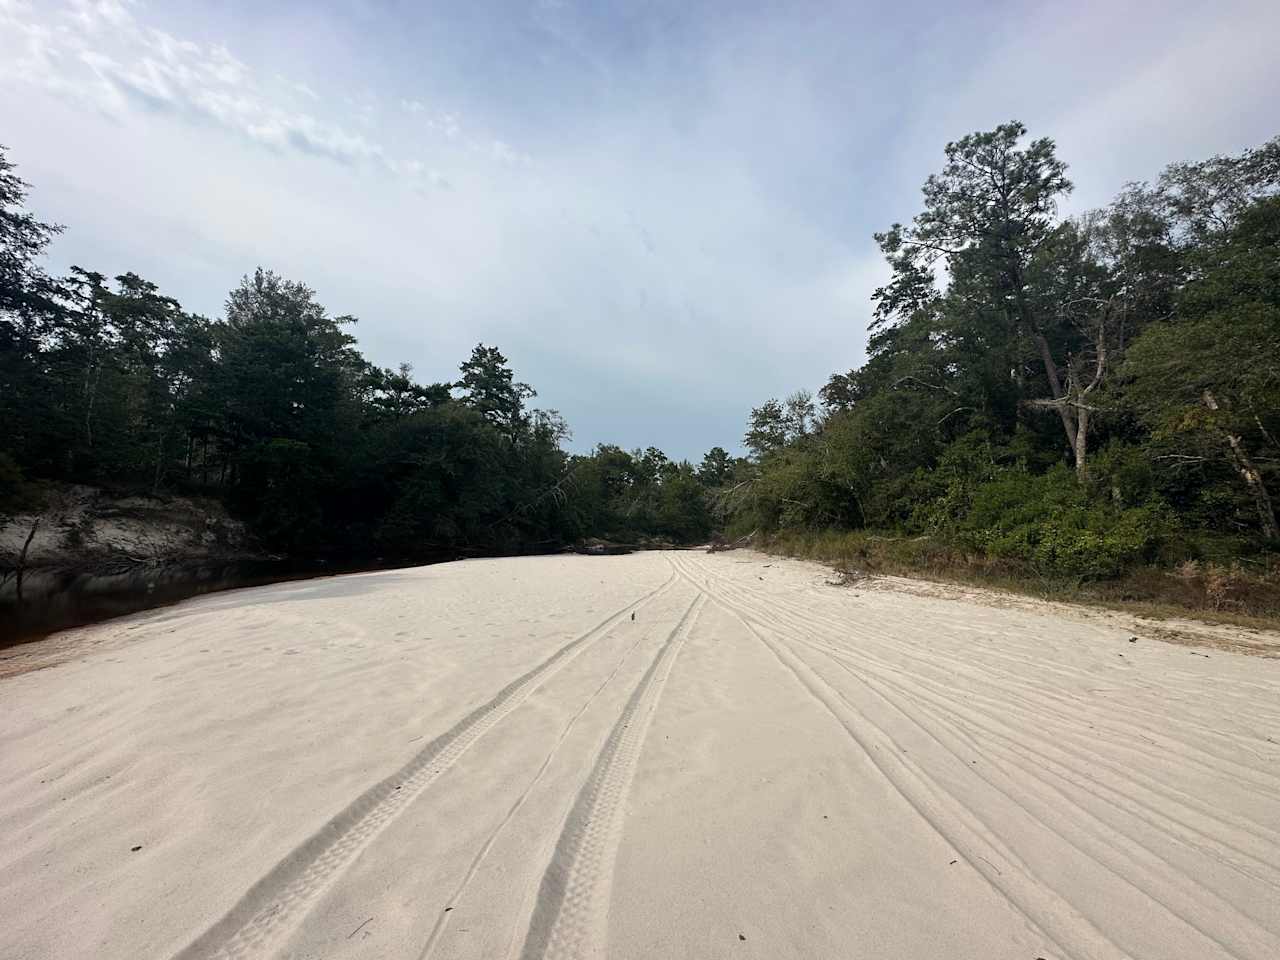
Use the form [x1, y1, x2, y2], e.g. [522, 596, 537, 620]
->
[0, 544, 633, 648]
[0, 558, 364, 648]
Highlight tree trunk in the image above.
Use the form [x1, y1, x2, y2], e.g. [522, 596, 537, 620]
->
[83, 358, 101, 451]
[1034, 333, 1079, 456]
[1073, 405, 1090, 480]
[15, 517, 39, 605]
[152, 434, 165, 495]
[1203, 390, 1279, 541]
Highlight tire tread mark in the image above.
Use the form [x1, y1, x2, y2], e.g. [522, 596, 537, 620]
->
[172, 566, 678, 960]
[687, 555, 1280, 856]
[668, 554, 1122, 960]
[417, 608, 658, 960]
[518, 591, 705, 960]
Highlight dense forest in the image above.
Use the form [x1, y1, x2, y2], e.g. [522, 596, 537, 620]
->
[718, 124, 1279, 606]
[0, 144, 720, 560]
[3, 122, 1279, 609]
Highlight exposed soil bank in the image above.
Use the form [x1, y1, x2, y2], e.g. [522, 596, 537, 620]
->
[0, 484, 270, 646]
[0, 556, 343, 647]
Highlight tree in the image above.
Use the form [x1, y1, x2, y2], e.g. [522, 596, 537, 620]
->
[0, 142, 722, 563]
[873, 122, 1100, 473]
[219, 268, 362, 446]
[1156, 136, 1280, 244]
[1, 146, 70, 477]
[745, 399, 789, 459]
[368, 362, 450, 420]
[1125, 197, 1280, 540]
[637, 447, 673, 485]
[0, 145, 64, 338]
[784, 390, 816, 439]
[1023, 219, 1114, 477]
[456, 344, 535, 437]
[697, 446, 735, 486]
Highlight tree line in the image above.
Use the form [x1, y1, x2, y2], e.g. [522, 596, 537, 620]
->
[5, 123, 1278, 586]
[722, 124, 1279, 580]
[0, 144, 723, 560]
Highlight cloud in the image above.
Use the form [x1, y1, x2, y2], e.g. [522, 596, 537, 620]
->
[68, 0, 133, 32]
[403, 159, 452, 191]
[2, 1, 403, 174]
[2, 0, 1276, 459]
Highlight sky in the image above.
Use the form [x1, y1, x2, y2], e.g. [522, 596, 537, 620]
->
[2, 0, 1278, 460]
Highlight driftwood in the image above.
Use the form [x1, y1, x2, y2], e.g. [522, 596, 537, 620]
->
[707, 529, 757, 553]
[8, 517, 40, 603]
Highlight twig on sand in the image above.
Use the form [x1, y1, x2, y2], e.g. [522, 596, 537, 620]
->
[347, 917, 373, 939]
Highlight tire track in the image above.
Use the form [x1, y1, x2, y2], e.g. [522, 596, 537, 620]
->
[685, 554, 1280, 831]
[688, 554, 1280, 870]
[518, 591, 706, 960]
[668, 554, 1123, 960]
[416, 606, 657, 960]
[695, 554, 1280, 784]
[676, 553, 1280, 958]
[808, 628, 1280, 889]
[784, 624, 1280, 957]
[683, 555, 1280, 947]
[172, 566, 678, 960]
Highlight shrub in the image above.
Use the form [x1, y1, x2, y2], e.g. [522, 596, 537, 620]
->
[946, 465, 1175, 579]
[0, 453, 40, 514]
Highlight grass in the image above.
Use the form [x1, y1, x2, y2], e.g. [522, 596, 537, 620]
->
[757, 529, 1280, 630]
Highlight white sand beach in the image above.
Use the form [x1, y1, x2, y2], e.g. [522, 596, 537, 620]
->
[2, 551, 1279, 959]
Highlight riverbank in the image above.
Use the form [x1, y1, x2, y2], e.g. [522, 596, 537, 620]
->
[756, 528, 1280, 630]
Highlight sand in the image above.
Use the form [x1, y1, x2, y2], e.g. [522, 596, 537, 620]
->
[2, 551, 1279, 960]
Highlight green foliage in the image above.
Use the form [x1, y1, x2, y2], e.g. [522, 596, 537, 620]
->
[946, 466, 1173, 578]
[559, 445, 713, 544]
[0, 452, 30, 513]
[0, 145, 720, 560]
[717, 126, 1279, 586]
[3, 125, 1278, 591]
[456, 344, 535, 437]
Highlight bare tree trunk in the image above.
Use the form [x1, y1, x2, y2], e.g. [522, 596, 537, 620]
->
[1203, 390, 1279, 541]
[83, 359, 101, 451]
[1034, 333, 1079, 454]
[1061, 358, 1088, 479]
[15, 517, 39, 604]
[152, 434, 165, 495]
[1074, 405, 1090, 479]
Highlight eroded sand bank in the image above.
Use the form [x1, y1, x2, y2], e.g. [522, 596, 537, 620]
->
[2, 551, 1278, 959]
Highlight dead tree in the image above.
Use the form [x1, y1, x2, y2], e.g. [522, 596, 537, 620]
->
[1030, 298, 1111, 479]
[7, 517, 40, 604]
[1201, 390, 1279, 541]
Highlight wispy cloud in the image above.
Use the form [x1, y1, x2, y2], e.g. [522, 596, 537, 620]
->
[0, 0, 524, 177]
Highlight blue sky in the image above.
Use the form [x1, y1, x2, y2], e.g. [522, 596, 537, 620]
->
[2, 0, 1278, 459]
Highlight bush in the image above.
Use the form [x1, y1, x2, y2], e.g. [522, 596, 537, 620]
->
[948, 465, 1175, 578]
[0, 453, 37, 514]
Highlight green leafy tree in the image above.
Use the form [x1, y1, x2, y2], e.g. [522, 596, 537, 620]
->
[744, 399, 789, 459]
[873, 122, 1105, 473]
[697, 446, 735, 486]
[1125, 197, 1280, 540]
[456, 344, 535, 437]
